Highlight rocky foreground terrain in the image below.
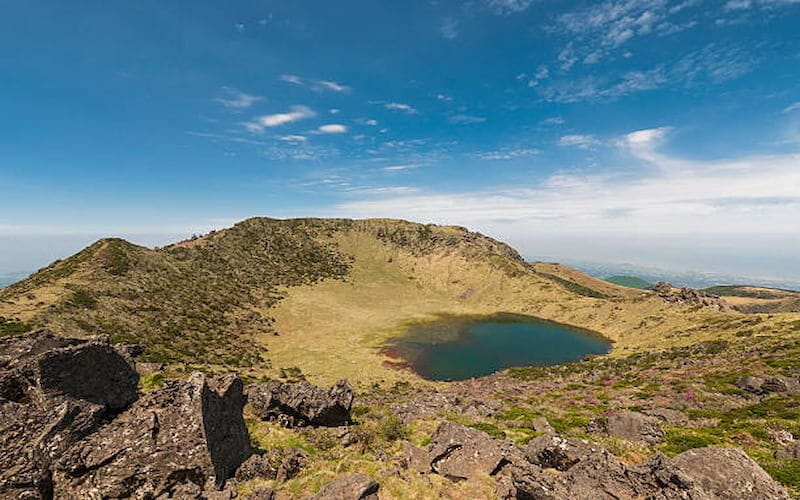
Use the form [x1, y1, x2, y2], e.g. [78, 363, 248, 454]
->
[2, 329, 797, 499]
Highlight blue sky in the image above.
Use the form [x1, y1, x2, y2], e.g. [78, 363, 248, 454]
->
[1, 0, 799, 281]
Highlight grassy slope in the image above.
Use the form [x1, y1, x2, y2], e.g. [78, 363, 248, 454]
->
[2, 217, 799, 386]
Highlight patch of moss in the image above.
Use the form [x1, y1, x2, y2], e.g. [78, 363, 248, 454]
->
[660, 429, 724, 456]
[0, 316, 33, 337]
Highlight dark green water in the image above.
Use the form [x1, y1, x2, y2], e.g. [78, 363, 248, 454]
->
[385, 313, 610, 381]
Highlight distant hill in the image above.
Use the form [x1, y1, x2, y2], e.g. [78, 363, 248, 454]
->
[702, 285, 800, 313]
[2, 217, 796, 384]
[604, 275, 653, 290]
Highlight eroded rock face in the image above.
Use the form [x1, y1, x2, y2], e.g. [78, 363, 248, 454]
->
[54, 372, 251, 498]
[313, 473, 379, 500]
[247, 379, 355, 428]
[587, 410, 665, 445]
[0, 330, 139, 499]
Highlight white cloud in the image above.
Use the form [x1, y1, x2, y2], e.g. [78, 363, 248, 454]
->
[385, 102, 418, 114]
[215, 87, 263, 109]
[437, 93, 454, 102]
[315, 80, 351, 93]
[365, 119, 378, 126]
[783, 102, 800, 114]
[476, 148, 541, 160]
[441, 18, 459, 39]
[279, 74, 303, 85]
[280, 135, 308, 142]
[333, 130, 800, 236]
[383, 164, 419, 171]
[542, 116, 566, 126]
[558, 134, 600, 149]
[329, 108, 340, 114]
[449, 114, 486, 125]
[234, 23, 245, 33]
[485, 0, 534, 14]
[317, 124, 348, 134]
[244, 105, 316, 132]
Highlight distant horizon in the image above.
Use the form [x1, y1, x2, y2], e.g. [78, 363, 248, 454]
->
[1, 216, 798, 290]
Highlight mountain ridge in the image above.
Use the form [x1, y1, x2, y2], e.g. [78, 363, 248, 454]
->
[2, 217, 798, 384]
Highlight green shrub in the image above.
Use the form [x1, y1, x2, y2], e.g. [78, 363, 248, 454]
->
[660, 429, 723, 456]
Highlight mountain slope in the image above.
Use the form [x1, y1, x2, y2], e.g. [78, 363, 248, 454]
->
[605, 275, 654, 290]
[2, 217, 798, 384]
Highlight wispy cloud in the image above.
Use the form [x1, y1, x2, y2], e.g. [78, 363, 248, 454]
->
[383, 164, 420, 171]
[385, 102, 418, 114]
[315, 80, 351, 93]
[334, 128, 800, 235]
[279, 75, 351, 92]
[449, 114, 486, 125]
[783, 102, 800, 114]
[485, 0, 534, 14]
[441, 18, 459, 39]
[279, 74, 303, 85]
[243, 105, 316, 132]
[316, 124, 348, 134]
[540, 44, 758, 103]
[280, 135, 308, 142]
[555, 0, 702, 66]
[476, 148, 540, 160]
[559, 134, 601, 149]
[215, 87, 263, 109]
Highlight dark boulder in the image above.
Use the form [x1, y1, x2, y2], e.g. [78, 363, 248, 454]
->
[54, 372, 252, 498]
[313, 473, 379, 499]
[247, 379, 355, 428]
[0, 330, 138, 499]
[0, 329, 138, 409]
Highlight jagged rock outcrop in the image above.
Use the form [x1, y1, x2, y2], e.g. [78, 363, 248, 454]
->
[54, 372, 251, 498]
[398, 422, 788, 500]
[247, 379, 355, 428]
[654, 282, 730, 311]
[313, 473, 379, 499]
[0, 330, 139, 499]
[586, 410, 665, 444]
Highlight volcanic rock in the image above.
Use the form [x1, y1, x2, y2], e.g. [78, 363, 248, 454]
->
[0, 330, 138, 499]
[403, 422, 520, 482]
[667, 447, 790, 499]
[247, 379, 355, 428]
[313, 473, 379, 499]
[54, 372, 251, 498]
